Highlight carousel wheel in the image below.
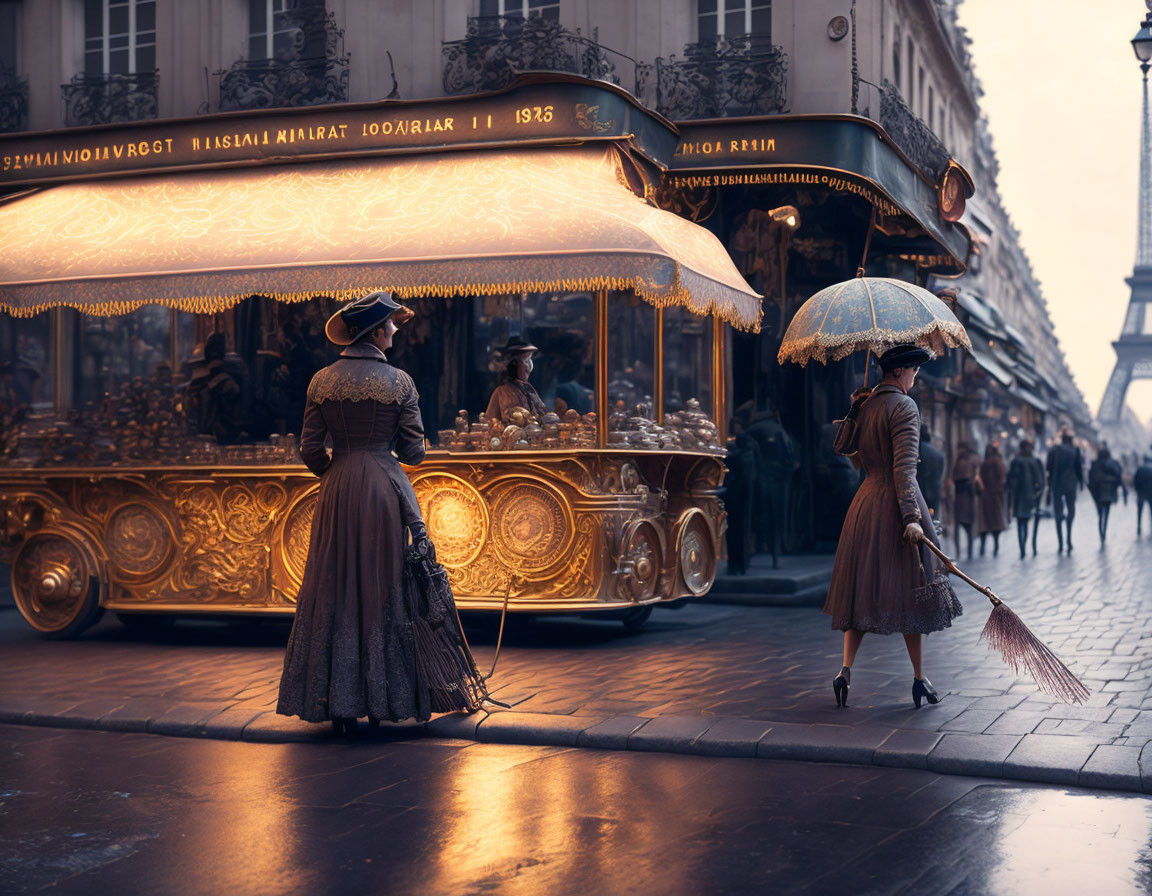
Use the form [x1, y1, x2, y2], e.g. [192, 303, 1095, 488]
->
[11, 529, 105, 639]
[620, 605, 653, 632]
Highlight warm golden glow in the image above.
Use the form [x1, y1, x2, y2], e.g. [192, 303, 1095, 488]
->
[0, 146, 761, 330]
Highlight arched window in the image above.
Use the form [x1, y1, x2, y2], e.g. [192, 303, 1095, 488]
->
[83, 0, 155, 75]
[697, 1, 772, 43]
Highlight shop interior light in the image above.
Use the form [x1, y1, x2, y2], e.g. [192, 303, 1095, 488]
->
[768, 205, 801, 229]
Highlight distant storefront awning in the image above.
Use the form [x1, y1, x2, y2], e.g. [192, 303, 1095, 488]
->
[665, 116, 972, 274]
[0, 144, 762, 329]
[966, 332, 1014, 388]
[1013, 386, 1050, 413]
[956, 290, 1007, 340]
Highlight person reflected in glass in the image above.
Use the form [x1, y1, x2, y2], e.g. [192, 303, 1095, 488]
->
[277, 292, 488, 735]
[486, 336, 547, 422]
[824, 345, 962, 711]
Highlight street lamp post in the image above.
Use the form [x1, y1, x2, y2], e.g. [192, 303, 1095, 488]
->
[1132, 3, 1152, 267]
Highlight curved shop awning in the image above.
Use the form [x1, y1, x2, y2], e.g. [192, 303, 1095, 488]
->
[0, 144, 761, 330]
[666, 116, 971, 274]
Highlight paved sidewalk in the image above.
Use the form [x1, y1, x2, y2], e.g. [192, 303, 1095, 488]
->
[2, 501, 1151, 792]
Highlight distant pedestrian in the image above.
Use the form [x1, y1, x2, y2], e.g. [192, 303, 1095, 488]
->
[917, 425, 945, 518]
[1046, 431, 1084, 554]
[1135, 455, 1152, 536]
[1006, 439, 1045, 559]
[745, 408, 798, 569]
[825, 345, 961, 711]
[978, 443, 1008, 557]
[1088, 445, 1126, 544]
[723, 416, 759, 575]
[951, 441, 981, 560]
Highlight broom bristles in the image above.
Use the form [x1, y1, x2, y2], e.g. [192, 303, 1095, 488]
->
[979, 603, 1090, 705]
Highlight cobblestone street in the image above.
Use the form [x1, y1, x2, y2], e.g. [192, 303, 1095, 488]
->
[2, 500, 1151, 790]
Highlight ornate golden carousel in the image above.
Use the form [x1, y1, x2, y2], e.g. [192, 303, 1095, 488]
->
[0, 78, 761, 637]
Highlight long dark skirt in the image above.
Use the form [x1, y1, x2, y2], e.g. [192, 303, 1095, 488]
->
[276, 453, 484, 723]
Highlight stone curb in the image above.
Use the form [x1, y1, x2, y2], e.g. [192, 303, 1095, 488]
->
[1, 705, 1146, 795]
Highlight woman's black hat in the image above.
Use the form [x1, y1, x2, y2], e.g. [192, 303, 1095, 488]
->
[878, 343, 933, 372]
[497, 336, 539, 357]
[325, 291, 412, 345]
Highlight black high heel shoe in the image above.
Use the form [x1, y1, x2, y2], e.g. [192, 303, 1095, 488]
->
[912, 678, 940, 709]
[833, 666, 851, 708]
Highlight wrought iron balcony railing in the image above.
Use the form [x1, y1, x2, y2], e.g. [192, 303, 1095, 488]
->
[216, 3, 351, 110]
[0, 64, 28, 133]
[61, 71, 158, 127]
[218, 56, 350, 111]
[878, 79, 950, 183]
[645, 36, 788, 121]
[442, 15, 637, 95]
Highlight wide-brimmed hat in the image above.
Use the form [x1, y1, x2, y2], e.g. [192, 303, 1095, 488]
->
[878, 343, 933, 372]
[497, 336, 539, 358]
[325, 291, 413, 345]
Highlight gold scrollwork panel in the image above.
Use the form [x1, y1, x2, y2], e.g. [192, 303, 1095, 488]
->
[103, 501, 176, 583]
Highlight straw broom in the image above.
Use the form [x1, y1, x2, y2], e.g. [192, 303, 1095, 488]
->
[920, 539, 1090, 705]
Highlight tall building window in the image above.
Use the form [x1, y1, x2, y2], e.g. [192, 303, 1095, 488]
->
[697, 0, 772, 43]
[905, 37, 914, 96]
[249, 0, 295, 61]
[479, 0, 560, 20]
[84, 0, 155, 75]
[927, 85, 934, 130]
[892, 25, 901, 89]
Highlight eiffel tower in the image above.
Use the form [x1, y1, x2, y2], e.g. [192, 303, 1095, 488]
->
[1101, 15, 1152, 424]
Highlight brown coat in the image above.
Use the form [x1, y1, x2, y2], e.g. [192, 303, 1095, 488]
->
[823, 384, 962, 634]
[978, 453, 1009, 534]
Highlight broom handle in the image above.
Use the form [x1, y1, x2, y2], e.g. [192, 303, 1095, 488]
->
[918, 537, 1002, 607]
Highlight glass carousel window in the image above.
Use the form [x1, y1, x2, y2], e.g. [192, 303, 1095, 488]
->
[606, 292, 657, 449]
[390, 291, 595, 452]
[662, 306, 720, 452]
[0, 311, 54, 465]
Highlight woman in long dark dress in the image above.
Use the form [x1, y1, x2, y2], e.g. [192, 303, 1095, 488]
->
[824, 345, 962, 709]
[978, 443, 1009, 557]
[277, 292, 487, 734]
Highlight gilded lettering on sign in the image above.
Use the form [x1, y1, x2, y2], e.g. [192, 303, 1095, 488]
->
[673, 137, 776, 157]
[3, 138, 176, 172]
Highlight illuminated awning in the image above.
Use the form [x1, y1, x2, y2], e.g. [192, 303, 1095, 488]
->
[0, 145, 762, 330]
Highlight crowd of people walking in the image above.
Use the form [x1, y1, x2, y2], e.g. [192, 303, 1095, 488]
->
[914, 431, 1152, 559]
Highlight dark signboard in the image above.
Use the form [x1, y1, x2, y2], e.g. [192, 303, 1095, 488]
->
[0, 75, 677, 189]
[668, 116, 968, 270]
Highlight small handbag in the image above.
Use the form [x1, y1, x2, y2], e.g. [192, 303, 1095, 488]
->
[832, 387, 873, 457]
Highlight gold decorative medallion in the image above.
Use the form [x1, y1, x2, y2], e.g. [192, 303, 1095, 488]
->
[491, 483, 572, 574]
[12, 529, 97, 632]
[106, 503, 172, 579]
[676, 509, 717, 596]
[412, 473, 489, 569]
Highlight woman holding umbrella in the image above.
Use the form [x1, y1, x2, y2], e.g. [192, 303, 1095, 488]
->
[824, 345, 963, 709]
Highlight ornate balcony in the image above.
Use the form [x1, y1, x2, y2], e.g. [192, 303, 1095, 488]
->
[442, 15, 636, 95]
[646, 36, 788, 121]
[0, 64, 28, 132]
[61, 71, 158, 127]
[216, 4, 351, 111]
[878, 79, 950, 182]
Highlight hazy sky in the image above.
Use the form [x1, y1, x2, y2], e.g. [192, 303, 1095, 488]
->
[956, 0, 1149, 421]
